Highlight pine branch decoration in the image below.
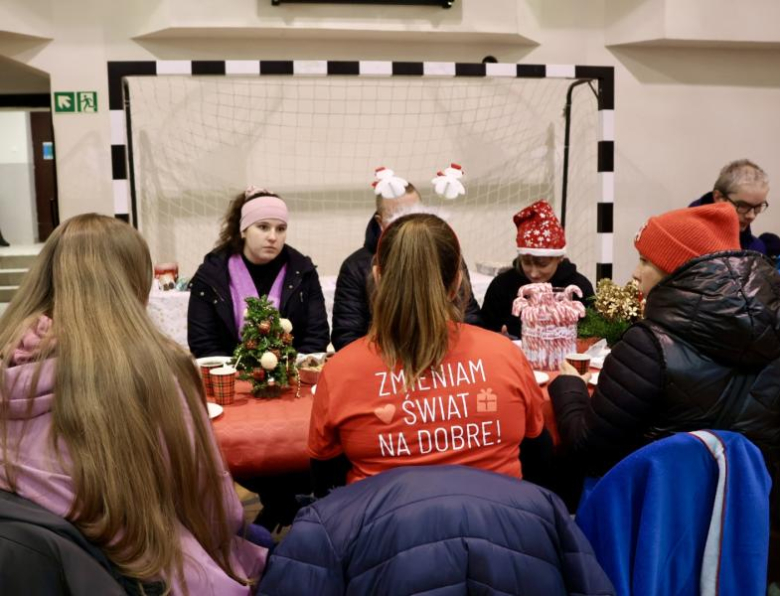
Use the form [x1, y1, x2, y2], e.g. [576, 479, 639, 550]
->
[233, 295, 298, 398]
[578, 279, 644, 346]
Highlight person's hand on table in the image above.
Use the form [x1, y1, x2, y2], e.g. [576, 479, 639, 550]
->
[559, 361, 591, 384]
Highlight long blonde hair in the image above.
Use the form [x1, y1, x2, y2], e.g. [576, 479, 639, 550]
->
[0, 214, 246, 593]
[369, 213, 468, 386]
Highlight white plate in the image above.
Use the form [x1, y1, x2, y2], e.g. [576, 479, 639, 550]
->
[207, 402, 224, 419]
[589, 372, 600, 386]
[534, 371, 550, 385]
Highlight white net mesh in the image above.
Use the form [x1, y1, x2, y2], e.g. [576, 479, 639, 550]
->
[126, 73, 599, 284]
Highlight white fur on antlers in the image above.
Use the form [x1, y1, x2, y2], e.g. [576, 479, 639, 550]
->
[432, 163, 465, 200]
[372, 167, 409, 200]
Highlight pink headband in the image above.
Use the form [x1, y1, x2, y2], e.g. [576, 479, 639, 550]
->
[240, 196, 288, 231]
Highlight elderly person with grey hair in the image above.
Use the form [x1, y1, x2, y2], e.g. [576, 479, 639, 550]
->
[689, 159, 770, 254]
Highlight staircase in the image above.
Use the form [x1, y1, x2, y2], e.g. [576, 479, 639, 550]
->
[0, 246, 42, 310]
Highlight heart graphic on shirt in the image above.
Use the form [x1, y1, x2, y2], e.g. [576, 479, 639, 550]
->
[374, 404, 395, 424]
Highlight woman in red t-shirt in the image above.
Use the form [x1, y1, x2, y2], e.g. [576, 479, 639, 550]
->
[308, 213, 551, 495]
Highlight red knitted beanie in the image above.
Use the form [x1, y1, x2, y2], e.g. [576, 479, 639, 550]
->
[634, 203, 740, 274]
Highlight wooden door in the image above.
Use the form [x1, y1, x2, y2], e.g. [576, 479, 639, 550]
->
[29, 111, 58, 241]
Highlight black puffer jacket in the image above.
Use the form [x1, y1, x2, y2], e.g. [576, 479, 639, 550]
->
[188, 246, 330, 357]
[331, 216, 483, 350]
[482, 258, 594, 338]
[550, 251, 780, 481]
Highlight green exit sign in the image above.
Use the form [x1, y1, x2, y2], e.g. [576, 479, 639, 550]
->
[53, 91, 98, 113]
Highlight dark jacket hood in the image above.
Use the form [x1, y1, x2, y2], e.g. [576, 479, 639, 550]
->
[363, 215, 382, 255]
[644, 250, 780, 368]
[510, 257, 586, 288]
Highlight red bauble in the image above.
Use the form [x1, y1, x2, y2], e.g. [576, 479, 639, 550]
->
[252, 368, 265, 381]
[245, 339, 258, 350]
[282, 332, 293, 345]
[258, 321, 271, 335]
[271, 349, 281, 360]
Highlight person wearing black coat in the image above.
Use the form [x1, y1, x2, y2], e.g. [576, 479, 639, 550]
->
[549, 203, 780, 580]
[188, 188, 329, 531]
[258, 465, 615, 596]
[331, 190, 483, 351]
[482, 200, 594, 339]
[188, 189, 329, 358]
[482, 257, 593, 339]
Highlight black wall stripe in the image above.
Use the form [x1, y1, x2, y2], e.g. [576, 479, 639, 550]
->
[327, 61, 360, 75]
[598, 141, 614, 173]
[107, 61, 156, 110]
[111, 145, 127, 180]
[260, 61, 294, 75]
[516, 64, 545, 78]
[575, 65, 614, 110]
[115, 213, 130, 223]
[192, 61, 226, 75]
[596, 263, 613, 281]
[455, 63, 485, 77]
[392, 62, 424, 76]
[0, 93, 50, 108]
[597, 202, 613, 234]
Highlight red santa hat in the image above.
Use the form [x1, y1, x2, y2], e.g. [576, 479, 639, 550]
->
[513, 200, 566, 257]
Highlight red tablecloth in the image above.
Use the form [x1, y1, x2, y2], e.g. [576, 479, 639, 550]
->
[211, 373, 593, 479]
[211, 380, 314, 480]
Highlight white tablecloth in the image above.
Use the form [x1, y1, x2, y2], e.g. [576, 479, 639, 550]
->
[147, 273, 495, 348]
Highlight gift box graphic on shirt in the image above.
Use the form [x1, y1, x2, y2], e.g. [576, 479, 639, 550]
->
[476, 388, 498, 413]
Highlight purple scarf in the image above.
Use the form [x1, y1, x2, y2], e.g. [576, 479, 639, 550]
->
[228, 253, 287, 340]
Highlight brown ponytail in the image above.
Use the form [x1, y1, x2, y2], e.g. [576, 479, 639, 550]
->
[369, 213, 468, 387]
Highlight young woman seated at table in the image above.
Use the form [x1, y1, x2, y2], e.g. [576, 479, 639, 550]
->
[0, 214, 267, 595]
[308, 212, 552, 496]
[548, 203, 780, 579]
[188, 187, 329, 358]
[481, 200, 594, 339]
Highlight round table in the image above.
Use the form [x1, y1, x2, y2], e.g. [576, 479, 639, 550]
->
[210, 380, 314, 480]
[208, 371, 595, 480]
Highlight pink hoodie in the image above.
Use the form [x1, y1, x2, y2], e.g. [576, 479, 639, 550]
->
[0, 316, 267, 595]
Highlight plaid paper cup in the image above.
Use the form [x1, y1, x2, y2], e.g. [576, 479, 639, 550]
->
[565, 353, 591, 375]
[210, 366, 237, 405]
[196, 357, 231, 398]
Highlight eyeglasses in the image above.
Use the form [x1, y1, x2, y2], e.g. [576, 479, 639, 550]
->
[722, 194, 769, 216]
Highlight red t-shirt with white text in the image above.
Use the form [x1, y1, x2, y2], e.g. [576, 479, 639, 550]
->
[308, 323, 545, 483]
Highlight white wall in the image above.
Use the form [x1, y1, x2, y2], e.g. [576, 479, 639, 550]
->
[0, 0, 778, 281]
[0, 111, 37, 244]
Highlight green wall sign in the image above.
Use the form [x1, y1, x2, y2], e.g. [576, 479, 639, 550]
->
[53, 91, 98, 113]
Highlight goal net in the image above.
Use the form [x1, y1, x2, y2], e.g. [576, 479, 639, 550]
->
[125, 73, 599, 286]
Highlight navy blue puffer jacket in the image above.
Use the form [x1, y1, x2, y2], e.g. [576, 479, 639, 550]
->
[259, 466, 614, 596]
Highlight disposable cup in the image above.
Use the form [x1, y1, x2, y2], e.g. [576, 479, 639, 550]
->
[565, 353, 591, 375]
[210, 366, 237, 405]
[196, 357, 231, 398]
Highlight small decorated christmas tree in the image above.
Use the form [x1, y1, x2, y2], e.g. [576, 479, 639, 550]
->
[233, 296, 297, 398]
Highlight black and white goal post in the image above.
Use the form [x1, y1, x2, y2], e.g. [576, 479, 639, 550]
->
[108, 60, 614, 282]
